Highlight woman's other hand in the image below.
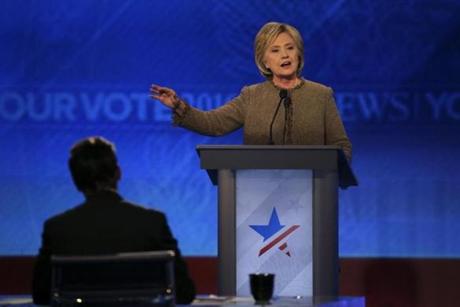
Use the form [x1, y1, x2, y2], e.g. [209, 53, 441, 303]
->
[150, 84, 180, 109]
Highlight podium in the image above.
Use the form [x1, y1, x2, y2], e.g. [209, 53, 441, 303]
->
[196, 145, 357, 297]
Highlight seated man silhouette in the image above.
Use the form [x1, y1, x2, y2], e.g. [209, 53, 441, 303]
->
[32, 136, 196, 304]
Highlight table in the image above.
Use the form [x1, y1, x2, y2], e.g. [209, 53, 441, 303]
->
[0, 295, 365, 306]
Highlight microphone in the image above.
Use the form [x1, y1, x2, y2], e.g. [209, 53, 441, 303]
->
[279, 89, 288, 100]
[269, 89, 288, 145]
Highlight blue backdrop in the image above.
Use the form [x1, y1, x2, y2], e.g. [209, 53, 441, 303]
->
[1, 0, 459, 257]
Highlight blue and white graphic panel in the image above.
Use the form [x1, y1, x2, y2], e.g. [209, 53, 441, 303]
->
[236, 170, 313, 296]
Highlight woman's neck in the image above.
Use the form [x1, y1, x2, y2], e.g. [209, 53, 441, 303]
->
[272, 76, 300, 89]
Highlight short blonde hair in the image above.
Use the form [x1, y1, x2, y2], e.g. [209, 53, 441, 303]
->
[254, 22, 305, 79]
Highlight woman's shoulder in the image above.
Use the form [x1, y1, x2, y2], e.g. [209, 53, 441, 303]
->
[235, 81, 274, 100]
[301, 78, 332, 93]
[241, 80, 272, 92]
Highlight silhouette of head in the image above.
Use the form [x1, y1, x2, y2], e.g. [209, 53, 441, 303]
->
[68, 136, 120, 195]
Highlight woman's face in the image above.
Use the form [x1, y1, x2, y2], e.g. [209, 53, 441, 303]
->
[263, 32, 299, 80]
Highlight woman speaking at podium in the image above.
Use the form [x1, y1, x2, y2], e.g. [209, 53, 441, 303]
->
[150, 22, 352, 161]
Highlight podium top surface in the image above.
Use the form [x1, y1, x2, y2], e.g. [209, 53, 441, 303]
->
[196, 145, 357, 188]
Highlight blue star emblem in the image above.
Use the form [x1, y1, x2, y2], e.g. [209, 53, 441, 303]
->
[249, 208, 285, 241]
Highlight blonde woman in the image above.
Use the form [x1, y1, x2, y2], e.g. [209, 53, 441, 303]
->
[150, 22, 352, 160]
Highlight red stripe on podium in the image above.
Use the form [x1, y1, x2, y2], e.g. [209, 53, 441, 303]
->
[258, 225, 299, 256]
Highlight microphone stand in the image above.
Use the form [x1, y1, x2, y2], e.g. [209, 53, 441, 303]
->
[282, 96, 291, 144]
[269, 90, 288, 145]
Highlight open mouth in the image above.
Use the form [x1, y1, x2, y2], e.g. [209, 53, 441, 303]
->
[281, 61, 291, 68]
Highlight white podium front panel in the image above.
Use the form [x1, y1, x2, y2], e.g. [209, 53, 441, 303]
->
[235, 169, 313, 297]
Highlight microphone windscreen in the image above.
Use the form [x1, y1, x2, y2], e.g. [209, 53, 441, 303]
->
[279, 89, 288, 99]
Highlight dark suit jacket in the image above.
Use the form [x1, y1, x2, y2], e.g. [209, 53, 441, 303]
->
[32, 190, 196, 304]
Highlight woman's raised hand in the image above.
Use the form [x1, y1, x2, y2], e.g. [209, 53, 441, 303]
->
[150, 84, 179, 109]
